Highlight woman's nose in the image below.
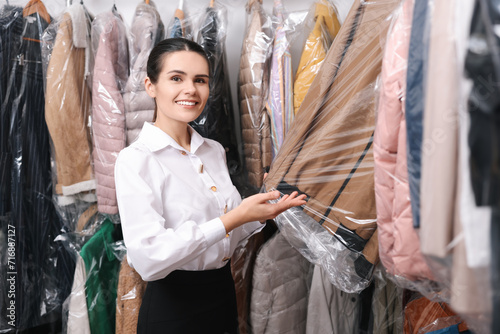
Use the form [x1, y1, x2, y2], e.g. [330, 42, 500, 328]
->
[183, 81, 196, 94]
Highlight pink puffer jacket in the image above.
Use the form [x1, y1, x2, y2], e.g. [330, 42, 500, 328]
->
[373, 0, 433, 282]
[91, 11, 129, 214]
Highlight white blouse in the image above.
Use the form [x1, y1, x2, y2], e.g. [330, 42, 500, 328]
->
[115, 122, 263, 281]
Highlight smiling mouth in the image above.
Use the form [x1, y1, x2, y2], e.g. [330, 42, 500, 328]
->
[176, 101, 197, 106]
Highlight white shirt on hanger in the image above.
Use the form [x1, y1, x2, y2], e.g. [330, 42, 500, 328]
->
[115, 122, 263, 281]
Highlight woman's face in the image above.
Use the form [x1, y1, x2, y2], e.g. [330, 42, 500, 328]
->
[145, 50, 210, 127]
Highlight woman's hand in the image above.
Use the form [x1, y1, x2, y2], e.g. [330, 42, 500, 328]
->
[220, 191, 307, 233]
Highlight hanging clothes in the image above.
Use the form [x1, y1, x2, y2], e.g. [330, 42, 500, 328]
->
[405, 0, 430, 229]
[305, 265, 360, 334]
[91, 8, 129, 215]
[371, 269, 404, 334]
[420, 0, 492, 331]
[123, 1, 164, 145]
[464, 0, 500, 332]
[266, 0, 294, 158]
[193, 0, 242, 186]
[2, 0, 67, 330]
[44, 2, 95, 205]
[233, 4, 274, 330]
[115, 254, 147, 334]
[168, 0, 185, 38]
[0, 3, 22, 229]
[250, 231, 313, 334]
[373, 0, 433, 283]
[66, 255, 92, 334]
[263, 0, 400, 293]
[293, 0, 340, 115]
[403, 296, 469, 334]
[238, 0, 273, 190]
[80, 219, 124, 334]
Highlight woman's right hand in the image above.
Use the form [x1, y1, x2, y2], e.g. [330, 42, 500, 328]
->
[220, 191, 307, 233]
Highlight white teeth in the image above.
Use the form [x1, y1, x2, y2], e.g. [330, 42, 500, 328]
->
[176, 101, 196, 106]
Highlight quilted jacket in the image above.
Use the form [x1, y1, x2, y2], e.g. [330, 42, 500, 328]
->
[123, 2, 164, 145]
[91, 10, 129, 214]
[373, 0, 433, 281]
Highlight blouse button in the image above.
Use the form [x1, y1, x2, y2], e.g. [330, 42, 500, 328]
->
[181, 151, 187, 156]
[224, 205, 227, 214]
[211, 186, 217, 192]
[225, 233, 230, 238]
[222, 257, 230, 262]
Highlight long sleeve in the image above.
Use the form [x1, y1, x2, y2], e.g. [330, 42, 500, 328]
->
[115, 147, 227, 281]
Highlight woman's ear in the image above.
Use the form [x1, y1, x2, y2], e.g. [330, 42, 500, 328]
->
[145, 77, 156, 98]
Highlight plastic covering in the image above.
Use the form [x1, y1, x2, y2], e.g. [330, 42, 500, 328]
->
[1, 0, 75, 331]
[192, 0, 243, 187]
[90, 7, 129, 215]
[167, 0, 189, 38]
[42, 1, 96, 216]
[293, 0, 340, 115]
[266, 0, 295, 158]
[373, 0, 436, 296]
[263, 0, 401, 294]
[231, 2, 274, 332]
[403, 294, 470, 334]
[123, 1, 164, 146]
[58, 217, 125, 334]
[238, 0, 273, 191]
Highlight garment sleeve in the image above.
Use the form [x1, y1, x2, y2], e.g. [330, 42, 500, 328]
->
[115, 148, 227, 281]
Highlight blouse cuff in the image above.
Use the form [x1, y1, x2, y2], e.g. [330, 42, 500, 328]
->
[199, 217, 227, 247]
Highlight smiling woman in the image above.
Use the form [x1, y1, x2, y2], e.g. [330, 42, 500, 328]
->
[145, 50, 210, 150]
[114, 38, 306, 334]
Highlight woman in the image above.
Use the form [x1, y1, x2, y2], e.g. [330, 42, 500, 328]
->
[115, 38, 306, 334]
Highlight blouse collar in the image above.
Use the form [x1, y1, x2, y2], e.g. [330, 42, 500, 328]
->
[138, 122, 206, 154]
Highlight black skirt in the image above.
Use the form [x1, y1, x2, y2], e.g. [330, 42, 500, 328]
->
[137, 262, 239, 334]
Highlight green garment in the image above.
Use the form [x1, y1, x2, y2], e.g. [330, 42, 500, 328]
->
[80, 219, 122, 334]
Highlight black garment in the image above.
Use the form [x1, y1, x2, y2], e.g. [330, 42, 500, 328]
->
[1, 9, 73, 331]
[137, 262, 238, 334]
[192, 6, 242, 188]
[465, 2, 500, 333]
[0, 5, 23, 217]
[465, 0, 500, 208]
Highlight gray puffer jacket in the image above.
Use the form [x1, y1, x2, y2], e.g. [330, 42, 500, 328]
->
[123, 2, 164, 145]
[250, 231, 313, 334]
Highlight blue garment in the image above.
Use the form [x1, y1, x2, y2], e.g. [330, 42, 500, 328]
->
[405, 0, 430, 228]
[427, 324, 459, 334]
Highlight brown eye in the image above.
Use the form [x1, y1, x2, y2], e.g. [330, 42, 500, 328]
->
[171, 76, 181, 82]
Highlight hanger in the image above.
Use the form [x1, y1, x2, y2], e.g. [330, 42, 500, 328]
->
[23, 0, 51, 24]
[112, 0, 117, 13]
